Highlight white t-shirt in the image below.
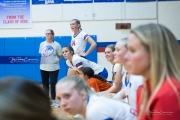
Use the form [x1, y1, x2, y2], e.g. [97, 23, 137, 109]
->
[66, 54, 104, 74]
[39, 41, 62, 71]
[71, 30, 89, 54]
[86, 95, 136, 120]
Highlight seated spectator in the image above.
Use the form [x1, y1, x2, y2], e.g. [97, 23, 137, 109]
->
[80, 67, 112, 92]
[56, 75, 136, 120]
[0, 76, 57, 120]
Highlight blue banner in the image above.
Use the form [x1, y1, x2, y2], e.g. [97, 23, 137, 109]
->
[32, 0, 179, 4]
[0, 56, 66, 64]
[63, 0, 92, 3]
[0, 56, 40, 64]
[0, 0, 32, 28]
[32, 0, 61, 4]
[32, 0, 93, 4]
[126, 0, 155, 2]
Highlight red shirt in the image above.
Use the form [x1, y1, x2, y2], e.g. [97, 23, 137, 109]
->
[137, 77, 180, 120]
[88, 77, 112, 92]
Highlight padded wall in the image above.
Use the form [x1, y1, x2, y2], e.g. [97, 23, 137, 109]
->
[0, 38, 5, 77]
[0, 36, 97, 82]
[5, 37, 36, 81]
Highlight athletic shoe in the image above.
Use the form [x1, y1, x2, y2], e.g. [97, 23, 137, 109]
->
[74, 114, 83, 119]
[51, 102, 60, 108]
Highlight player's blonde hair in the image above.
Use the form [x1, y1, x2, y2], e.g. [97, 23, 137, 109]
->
[57, 76, 94, 96]
[71, 19, 82, 30]
[131, 23, 180, 119]
[106, 44, 115, 52]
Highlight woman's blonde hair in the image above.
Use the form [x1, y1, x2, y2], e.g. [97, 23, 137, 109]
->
[57, 76, 94, 96]
[106, 38, 128, 52]
[131, 23, 180, 119]
[71, 19, 82, 30]
[120, 37, 128, 48]
[106, 44, 115, 52]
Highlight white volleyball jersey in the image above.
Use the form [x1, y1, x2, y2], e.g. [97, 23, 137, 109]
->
[112, 64, 126, 76]
[86, 95, 136, 120]
[71, 30, 89, 54]
[66, 55, 104, 74]
[111, 63, 119, 79]
[124, 75, 143, 109]
[114, 74, 143, 109]
[122, 66, 126, 73]
[121, 71, 128, 90]
[39, 41, 62, 71]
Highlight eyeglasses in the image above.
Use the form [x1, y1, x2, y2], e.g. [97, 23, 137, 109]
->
[46, 33, 52, 35]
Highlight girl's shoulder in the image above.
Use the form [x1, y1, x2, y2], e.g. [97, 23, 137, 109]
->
[72, 54, 85, 63]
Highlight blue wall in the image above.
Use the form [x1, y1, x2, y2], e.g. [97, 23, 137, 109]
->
[0, 36, 97, 82]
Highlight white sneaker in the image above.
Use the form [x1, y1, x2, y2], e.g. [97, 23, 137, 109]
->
[74, 114, 83, 119]
[51, 102, 60, 108]
[54, 102, 60, 108]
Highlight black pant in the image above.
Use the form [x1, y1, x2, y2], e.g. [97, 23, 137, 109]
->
[40, 69, 59, 100]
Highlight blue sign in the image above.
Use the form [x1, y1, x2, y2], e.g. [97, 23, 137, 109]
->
[0, 56, 40, 64]
[32, 0, 61, 4]
[32, 0, 93, 4]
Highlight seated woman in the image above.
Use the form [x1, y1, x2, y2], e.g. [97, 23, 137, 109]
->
[125, 23, 180, 119]
[104, 38, 143, 109]
[56, 75, 136, 120]
[62, 46, 108, 79]
[104, 38, 130, 93]
[80, 67, 112, 92]
[105, 44, 121, 82]
[0, 76, 57, 120]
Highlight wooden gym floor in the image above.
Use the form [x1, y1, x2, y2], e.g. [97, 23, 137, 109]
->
[52, 107, 81, 120]
[52, 107, 72, 120]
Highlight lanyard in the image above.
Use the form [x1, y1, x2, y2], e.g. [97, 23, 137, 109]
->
[125, 72, 130, 87]
[70, 61, 74, 67]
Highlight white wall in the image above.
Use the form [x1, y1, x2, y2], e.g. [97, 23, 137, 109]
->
[0, 2, 157, 38]
[158, 1, 180, 40]
[0, 1, 179, 80]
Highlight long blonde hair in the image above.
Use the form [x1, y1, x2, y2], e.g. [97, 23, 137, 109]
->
[131, 23, 180, 119]
[57, 76, 94, 96]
